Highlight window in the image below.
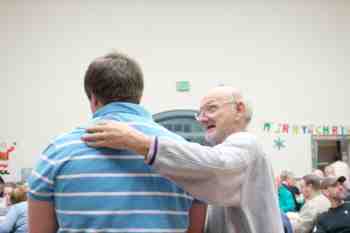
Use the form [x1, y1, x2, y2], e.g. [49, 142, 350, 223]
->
[184, 124, 191, 133]
[174, 124, 183, 132]
[153, 110, 206, 145]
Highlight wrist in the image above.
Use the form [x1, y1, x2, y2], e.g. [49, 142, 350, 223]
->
[130, 131, 151, 157]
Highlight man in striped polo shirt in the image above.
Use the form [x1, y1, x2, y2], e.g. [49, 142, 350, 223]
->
[28, 51, 206, 233]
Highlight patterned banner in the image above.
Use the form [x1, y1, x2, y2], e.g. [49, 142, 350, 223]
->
[263, 122, 350, 136]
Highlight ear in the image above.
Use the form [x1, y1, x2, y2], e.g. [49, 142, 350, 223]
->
[89, 94, 103, 113]
[234, 101, 246, 120]
[235, 101, 245, 113]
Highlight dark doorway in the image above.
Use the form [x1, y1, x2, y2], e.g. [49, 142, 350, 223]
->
[312, 135, 350, 170]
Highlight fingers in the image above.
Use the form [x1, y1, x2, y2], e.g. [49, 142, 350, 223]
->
[85, 140, 107, 148]
[86, 125, 107, 133]
[81, 132, 105, 142]
[82, 121, 130, 149]
[82, 132, 109, 148]
[96, 120, 109, 125]
[86, 121, 123, 133]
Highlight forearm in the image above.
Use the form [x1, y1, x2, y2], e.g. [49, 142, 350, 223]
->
[150, 138, 248, 206]
[153, 137, 248, 173]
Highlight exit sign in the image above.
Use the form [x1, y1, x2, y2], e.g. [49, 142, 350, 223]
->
[176, 81, 190, 92]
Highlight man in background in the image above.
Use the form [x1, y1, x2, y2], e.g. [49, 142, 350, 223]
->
[28, 51, 205, 233]
[312, 176, 350, 232]
[288, 174, 330, 233]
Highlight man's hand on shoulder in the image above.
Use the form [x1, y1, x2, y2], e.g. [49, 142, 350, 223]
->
[82, 121, 152, 157]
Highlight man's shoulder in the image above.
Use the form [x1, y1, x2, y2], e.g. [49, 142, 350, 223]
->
[313, 194, 331, 207]
[226, 132, 257, 143]
[224, 132, 259, 151]
[337, 202, 350, 213]
[42, 126, 88, 158]
[316, 209, 332, 223]
[52, 127, 84, 144]
[300, 196, 325, 215]
[13, 202, 27, 212]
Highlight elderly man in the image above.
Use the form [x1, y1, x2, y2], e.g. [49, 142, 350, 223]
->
[287, 174, 330, 233]
[83, 86, 283, 233]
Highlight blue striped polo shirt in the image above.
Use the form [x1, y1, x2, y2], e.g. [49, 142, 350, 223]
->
[28, 102, 193, 233]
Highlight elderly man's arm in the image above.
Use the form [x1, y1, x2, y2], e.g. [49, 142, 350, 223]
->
[28, 199, 58, 233]
[150, 137, 250, 206]
[83, 122, 252, 206]
[83, 122, 152, 157]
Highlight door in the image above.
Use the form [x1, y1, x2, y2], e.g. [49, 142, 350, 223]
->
[312, 135, 350, 170]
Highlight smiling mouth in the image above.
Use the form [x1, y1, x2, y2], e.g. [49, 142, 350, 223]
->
[206, 125, 216, 131]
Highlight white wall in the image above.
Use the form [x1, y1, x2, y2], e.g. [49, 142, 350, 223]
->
[1, 1, 349, 181]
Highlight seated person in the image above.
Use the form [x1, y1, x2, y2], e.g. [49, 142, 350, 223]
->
[287, 174, 330, 233]
[279, 170, 297, 213]
[312, 176, 350, 233]
[0, 185, 28, 233]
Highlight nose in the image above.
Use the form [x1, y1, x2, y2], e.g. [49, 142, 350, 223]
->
[198, 117, 210, 129]
[195, 112, 209, 122]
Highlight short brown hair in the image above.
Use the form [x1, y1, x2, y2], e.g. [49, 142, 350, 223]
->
[302, 174, 322, 190]
[84, 51, 144, 104]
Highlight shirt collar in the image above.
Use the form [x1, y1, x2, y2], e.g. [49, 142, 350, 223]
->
[92, 102, 152, 119]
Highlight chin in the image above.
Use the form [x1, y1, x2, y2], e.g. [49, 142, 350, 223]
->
[205, 133, 219, 146]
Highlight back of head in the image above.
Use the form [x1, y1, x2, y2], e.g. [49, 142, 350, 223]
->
[84, 51, 144, 105]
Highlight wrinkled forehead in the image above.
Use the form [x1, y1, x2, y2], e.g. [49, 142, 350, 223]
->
[199, 91, 233, 108]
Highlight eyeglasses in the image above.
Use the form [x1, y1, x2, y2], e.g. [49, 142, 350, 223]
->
[195, 100, 236, 121]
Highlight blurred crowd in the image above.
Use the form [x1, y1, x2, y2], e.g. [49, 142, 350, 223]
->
[0, 176, 28, 233]
[277, 161, 350, 233]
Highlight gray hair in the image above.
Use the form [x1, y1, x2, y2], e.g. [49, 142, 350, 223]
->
[232, 91, 253, 124]
[280, 170, 295, 181]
